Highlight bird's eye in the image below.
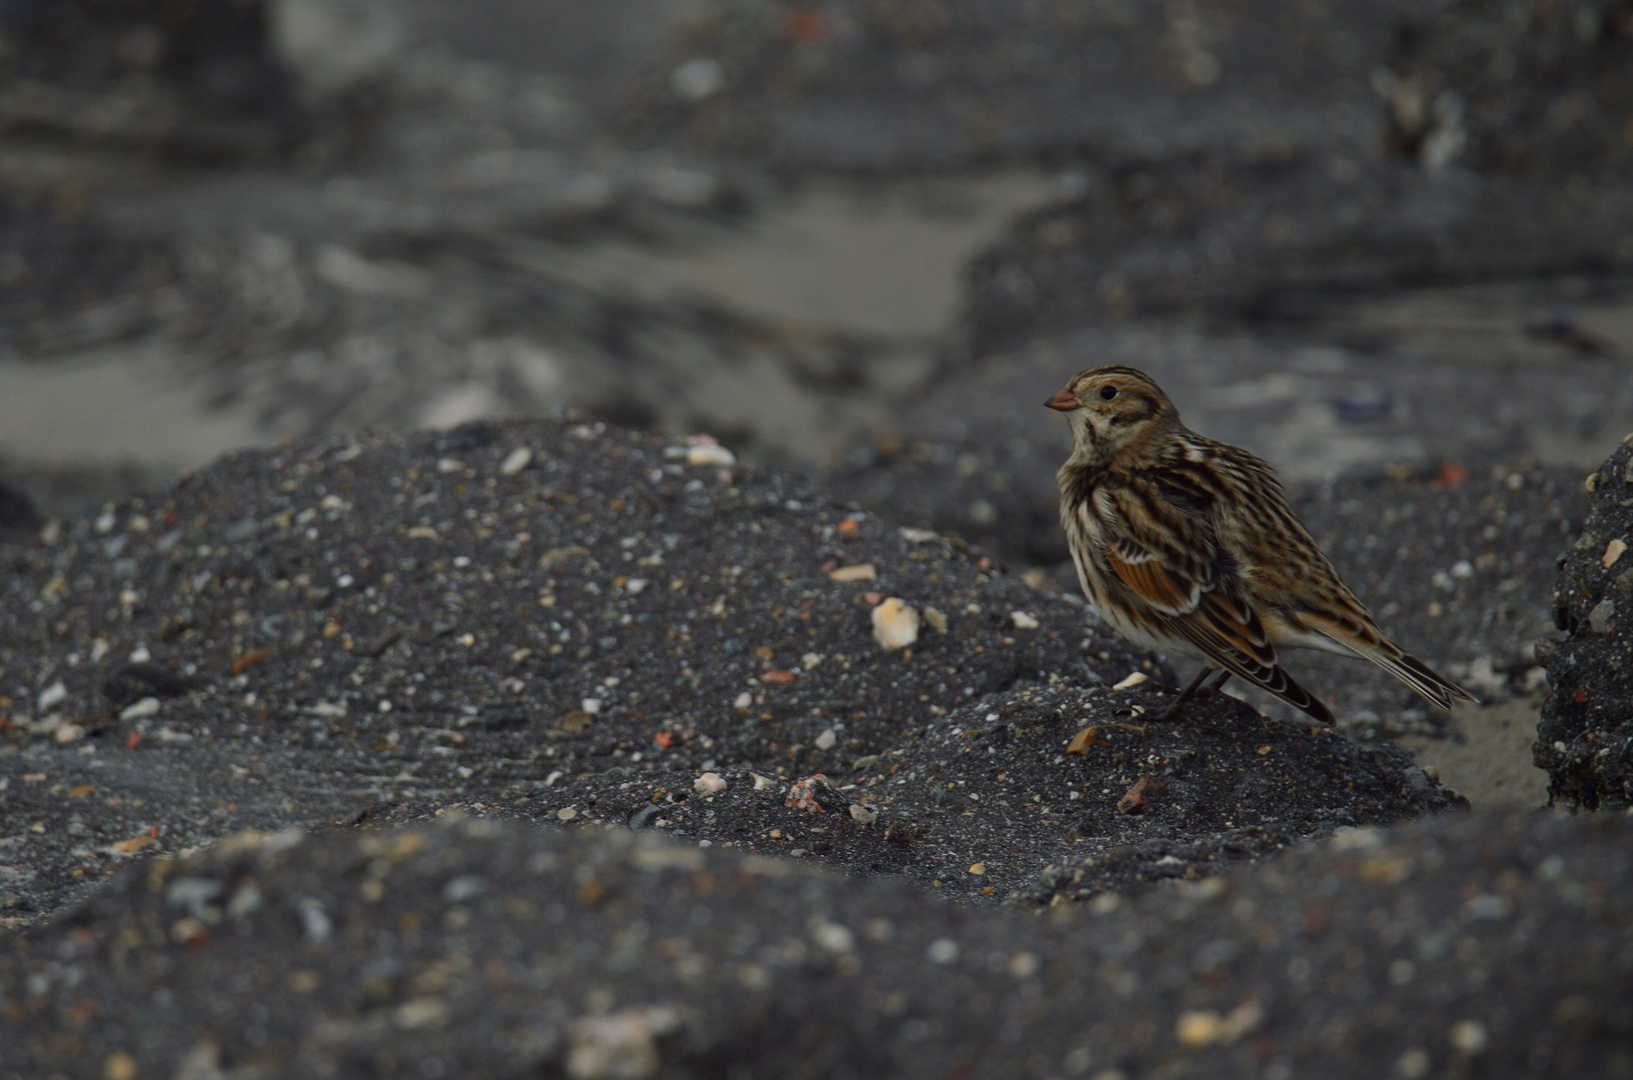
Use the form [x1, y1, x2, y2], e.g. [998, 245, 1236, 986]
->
[1099, 386, 1118, 401]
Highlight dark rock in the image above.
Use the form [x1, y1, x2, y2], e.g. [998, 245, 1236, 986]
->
[2, 809, 1629, 1079]
[620, 0, 1396, 171]
[0, 478, 40, 539]
[0, 0, 306, 163]
[1536, 437, 1633, 808]
[100, 661, 192, 708]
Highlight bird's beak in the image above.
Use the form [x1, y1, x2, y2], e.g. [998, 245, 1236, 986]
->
[1044, 388, 1082, 412]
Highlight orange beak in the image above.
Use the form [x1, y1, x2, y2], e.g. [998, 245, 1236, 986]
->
[1044, 388, 1082, 412]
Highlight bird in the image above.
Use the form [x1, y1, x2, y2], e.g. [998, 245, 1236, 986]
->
[1047, 365, 1474, 726]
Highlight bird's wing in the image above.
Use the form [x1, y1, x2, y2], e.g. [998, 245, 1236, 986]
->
[1095, 482, 1335, 723]
[1096, 483, 1278, 674]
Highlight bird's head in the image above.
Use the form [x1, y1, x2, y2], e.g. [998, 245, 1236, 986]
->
[1045, 365, 1179, 464]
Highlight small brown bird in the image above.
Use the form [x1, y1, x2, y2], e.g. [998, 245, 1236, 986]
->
[1048, 365, 1473, 725]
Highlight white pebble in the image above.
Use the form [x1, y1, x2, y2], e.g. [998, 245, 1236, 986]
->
[556, 807, 578, 821]
[814, 728, 837, 750]
[898, 528, 938, 543]
[801, 652, 823, 670]
[811, 921, 855, 953]
[500, 447, 533, 475]
[686, 443, 736, 467]
[129, 646, 151, 664]
[120, 697, 161, 721]
[1010, 611, 1040, 630]
[37, 682, 67, 711]
[733, 691, 753, 710]
[849, 804, 878, 825]
[872, 598, 920, 651]
[694, 772, 727, 796]
[671, 57, 724, 100]
[624, 578, 648, 595]
[1113, 671, 1149, 690]
[437, 458, 462, 473]
[923, 607, 948, 633]
[581, 698, 602, 715]
[1450, 1020, 1488, 1055]
[752, 773, 776, 791]
[1606, 539, 1628, 569]
[54, 724, 85, 744]
[926, 938, 960, 965]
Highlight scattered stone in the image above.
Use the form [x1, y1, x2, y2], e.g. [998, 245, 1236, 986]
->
[922, 607, 947, 633]
[849, 804, 877, 825]
[828, 563, 877, 583]
[1112, 671, 1150, 690]
[499, 447, 533, 475]
[1010, 611, 1040, 630]
[1116, 776, 1165, 815]
[786, 776, 825, 813]
[685, 443, 735, 468]
[871, 597, 920, 651]
[814, 728, 836, 750]
[117, 697, 160, 722]
[694, 772, 726, 796]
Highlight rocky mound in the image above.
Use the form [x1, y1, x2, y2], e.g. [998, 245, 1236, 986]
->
[1537, 436, 1633, 808]
[2, 809, 1629, 1079]
[0, 417, 1460, 925]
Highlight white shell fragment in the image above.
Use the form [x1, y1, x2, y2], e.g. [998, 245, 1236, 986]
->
[1010, 611, 1040, 630]
[686, 443, 736, 467]
[1113, 671, 1150, 690]
[499, 447, 533, 475]
[694, 772, 727, 796]
[872, 598, 921, 651]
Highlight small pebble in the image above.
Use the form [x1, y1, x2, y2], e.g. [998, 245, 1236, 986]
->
[1010, 611, 1040, 630]
[54, 724, 85, 744]
[120, 697, 161, 721]
[557, 807, 578, 821]
[37, 682, 67, 711]
[829, 563, 877, 583]
[694, 772, 726, 796]
[499, 447, 533, 475]
[814, 728, 837, 750]
[752, 774, 776, 791]
[1605, 539, 1627, 569]
[686, 443, 735, 467]
[1113, 671, 1149, 690]
[922, 607, 948, 632]
[926, 939, 959, 964]
[872, 598, 920, 651]
[849, 804, 877, 825]
[624, 578, 648, 595]
[1449, 1020, 1487, 1054]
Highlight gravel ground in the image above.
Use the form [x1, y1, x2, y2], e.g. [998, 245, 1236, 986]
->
[0, 417, 1462, 928]
[1537, 436, 1633, 808]
[2, 808, 1629, 1079]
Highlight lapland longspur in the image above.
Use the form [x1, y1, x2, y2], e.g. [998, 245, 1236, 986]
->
[1048, 365, 1473, 725]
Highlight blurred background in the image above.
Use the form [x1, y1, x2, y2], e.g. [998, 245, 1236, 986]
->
[2, 0, 1633, 567]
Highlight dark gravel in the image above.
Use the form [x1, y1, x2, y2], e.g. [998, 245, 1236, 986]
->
[0, 417, 1464, 928]
[3, 808, 1629, 1079]
[1537, 437, 1633, 808]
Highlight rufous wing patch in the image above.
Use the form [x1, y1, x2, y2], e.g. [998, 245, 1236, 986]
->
[1105, 547, 1197, 615]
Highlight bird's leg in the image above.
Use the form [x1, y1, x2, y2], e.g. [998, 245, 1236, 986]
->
[1153, 666, 1220, 722]
[1205, 670, 1232, 694]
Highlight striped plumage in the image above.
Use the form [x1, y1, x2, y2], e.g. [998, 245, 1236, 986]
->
[1048, 365, 1473, 725]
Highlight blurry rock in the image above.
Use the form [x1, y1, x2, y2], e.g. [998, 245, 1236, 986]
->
[1537, 436, 1633, 808]
[269, 0, 408, 105]
[5, 810, 1632, 1079]
[0, 478, 41, 540]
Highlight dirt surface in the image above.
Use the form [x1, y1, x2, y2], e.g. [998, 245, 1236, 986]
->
[0, 418, 1470, 927]
[1536, 437, 1633, 809]
[3, 809, 1630, 1079]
